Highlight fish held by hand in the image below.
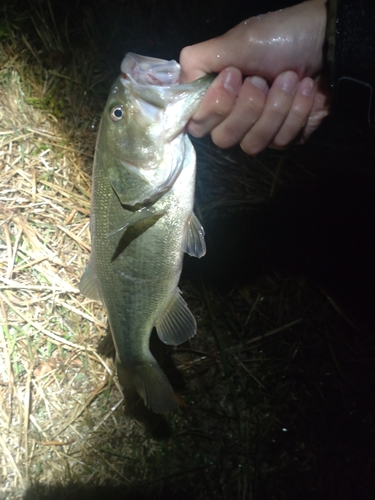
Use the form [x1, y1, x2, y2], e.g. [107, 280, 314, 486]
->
[79, 53, 214, 413]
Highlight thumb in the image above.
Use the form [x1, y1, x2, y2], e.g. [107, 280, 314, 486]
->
[180, 36, 231, 83]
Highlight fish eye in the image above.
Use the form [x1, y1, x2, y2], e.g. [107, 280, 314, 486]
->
[110, 106, 124, 121]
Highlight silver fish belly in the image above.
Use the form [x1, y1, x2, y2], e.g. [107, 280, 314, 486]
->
[79, 53, 213, 413]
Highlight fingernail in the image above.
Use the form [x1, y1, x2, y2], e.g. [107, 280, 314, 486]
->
[251, 75, 268, 92]
[222, 68, 241, 94]
[279, 71, 298, 94]
[300, 78, 314, 97]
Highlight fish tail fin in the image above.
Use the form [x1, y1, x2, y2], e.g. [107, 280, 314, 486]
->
[116, 355, 177, 414]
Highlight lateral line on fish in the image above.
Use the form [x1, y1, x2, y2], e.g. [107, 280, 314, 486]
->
[108, 223, 129, 237]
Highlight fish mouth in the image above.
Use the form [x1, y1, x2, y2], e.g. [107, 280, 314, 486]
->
[121, 53, 181, 87]
[121, 71, 177, 87]
[119, 52, 214, 112]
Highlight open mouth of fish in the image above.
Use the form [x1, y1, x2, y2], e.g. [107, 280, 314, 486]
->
[121, 53, 181, 87]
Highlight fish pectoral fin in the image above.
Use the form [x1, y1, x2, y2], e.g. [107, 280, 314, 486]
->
[155, 288, 196, 346]
[117, 355, 177, 414]
[79, 261, 101, 301]
[111, 210, 165, 262]
[183, 212, 206, 258]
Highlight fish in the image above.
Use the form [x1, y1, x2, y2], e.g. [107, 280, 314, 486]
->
[79, 53, 214, 413]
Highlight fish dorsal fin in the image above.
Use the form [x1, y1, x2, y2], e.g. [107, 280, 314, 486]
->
[155, 288, 196, 346]
[79, 260, 101, 301]
[183, 212, 206, 258]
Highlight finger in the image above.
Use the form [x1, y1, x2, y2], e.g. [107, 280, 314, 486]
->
[271, 77, 315, 147]
[211, 76, 269, 149]
[240, 71, 299, 155]
[180, 25, 257, 82]
[300, 79, 331, 142]
[186, 67, 242, 137]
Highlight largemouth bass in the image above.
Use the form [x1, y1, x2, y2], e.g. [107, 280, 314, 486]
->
[79, 53, 213, 413]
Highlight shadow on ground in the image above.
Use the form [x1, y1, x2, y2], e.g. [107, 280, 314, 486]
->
[23, 483, 193, 500]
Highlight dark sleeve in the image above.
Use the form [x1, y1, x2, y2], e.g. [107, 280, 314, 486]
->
[327, 0, 375, 126]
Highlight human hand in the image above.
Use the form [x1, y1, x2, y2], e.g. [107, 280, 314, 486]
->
[180, 0, 330, 154]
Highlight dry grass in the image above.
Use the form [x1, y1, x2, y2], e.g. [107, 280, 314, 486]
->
[0, 2, 374, 500]
[0, 43, 119, 495]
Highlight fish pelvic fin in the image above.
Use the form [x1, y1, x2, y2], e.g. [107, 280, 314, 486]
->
[117, 356, 177, 414]
[155, 288, 196, 346]
[183, 212, 206, 258]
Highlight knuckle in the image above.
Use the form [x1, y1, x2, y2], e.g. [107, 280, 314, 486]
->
[240, 137, 262, 156]
[290, 103, 309, 124]
[239, 80, 266, 118]
[211, 92, 234, 117]
[244, 96, 264, 118]
[269, 99, 290, 118]
[273, 134, 290, 148]
[212, 126, 237, 149]
[211, 133, 229, 149]
[179, 46, 193, 66]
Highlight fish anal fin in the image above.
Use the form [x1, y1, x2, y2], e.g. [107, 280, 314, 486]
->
[79, 261, 101, 301]
[155, 288, 196, 346]
[117, 356, 177, 414]
[183, 212, 206, 258]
